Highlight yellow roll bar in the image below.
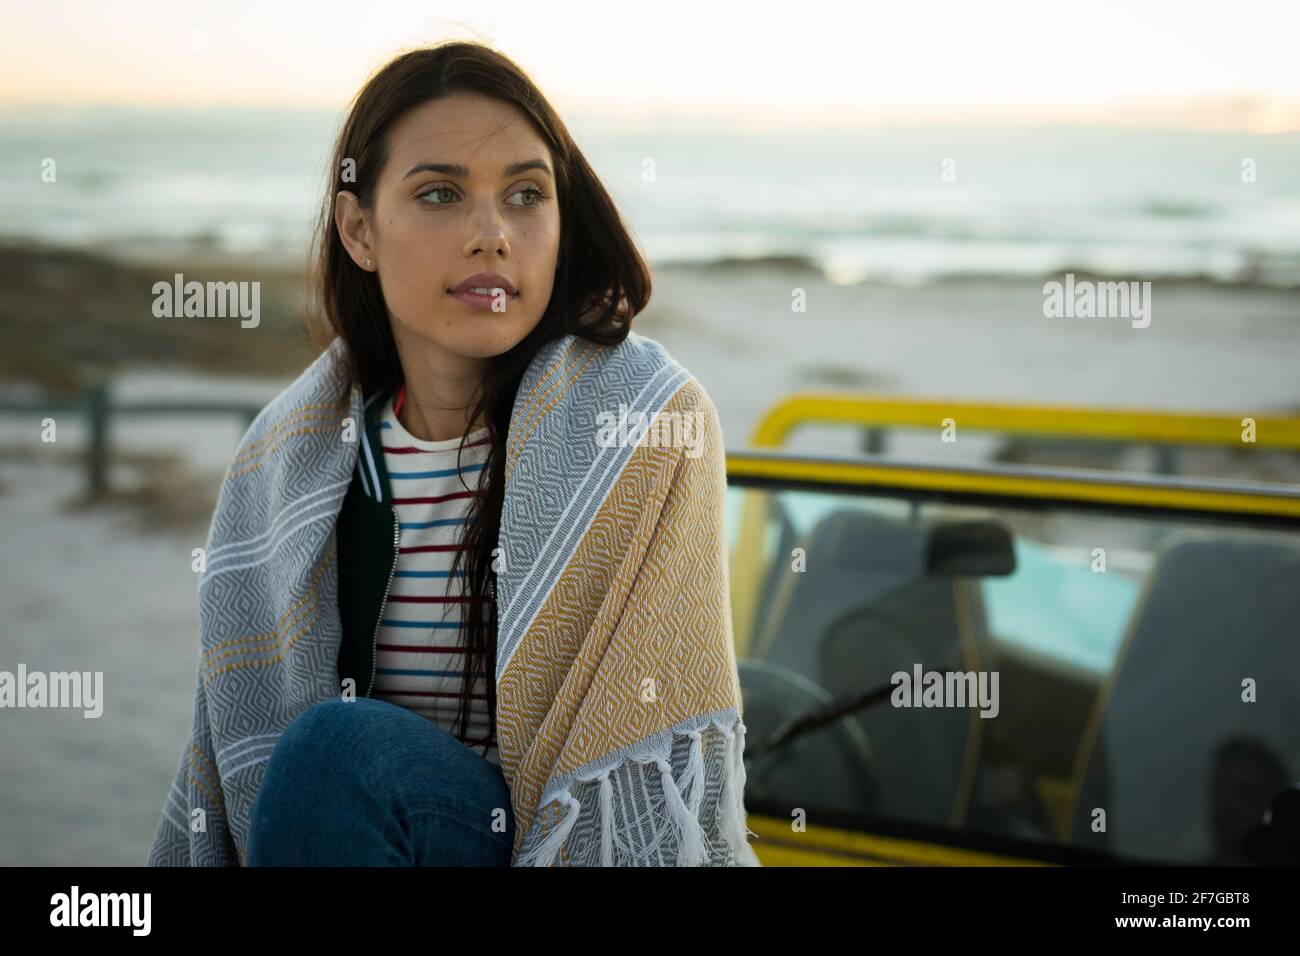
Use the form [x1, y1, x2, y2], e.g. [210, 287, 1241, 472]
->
[750, 391, 1300, 451]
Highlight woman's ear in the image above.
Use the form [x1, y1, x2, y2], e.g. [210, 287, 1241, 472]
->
[335, 190, 375, 270]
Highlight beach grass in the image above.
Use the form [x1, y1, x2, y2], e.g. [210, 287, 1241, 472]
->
[0, 241, 321, 395]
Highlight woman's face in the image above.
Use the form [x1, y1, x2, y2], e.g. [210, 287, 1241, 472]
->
[337, 92, 561, 361]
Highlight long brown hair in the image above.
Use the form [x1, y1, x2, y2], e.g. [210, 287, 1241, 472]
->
[307, 40, 652, 755]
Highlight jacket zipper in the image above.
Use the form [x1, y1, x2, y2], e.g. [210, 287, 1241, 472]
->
[367, 507, 400, 697]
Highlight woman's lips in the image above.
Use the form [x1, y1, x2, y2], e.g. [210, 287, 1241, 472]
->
[447, 288, 518, 311]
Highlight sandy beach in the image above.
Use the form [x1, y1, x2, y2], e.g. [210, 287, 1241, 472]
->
[5, 240, 1299, 433]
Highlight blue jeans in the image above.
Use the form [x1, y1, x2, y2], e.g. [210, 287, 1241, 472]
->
[246, 697, 515, 866]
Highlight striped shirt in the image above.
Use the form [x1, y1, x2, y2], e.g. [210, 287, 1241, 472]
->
[370, 396, 499, 765]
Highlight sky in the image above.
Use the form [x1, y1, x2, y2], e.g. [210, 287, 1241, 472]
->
[2, 0, 1299, 131]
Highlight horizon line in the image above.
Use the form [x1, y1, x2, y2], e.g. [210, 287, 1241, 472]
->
[2, 96, 1299, 136]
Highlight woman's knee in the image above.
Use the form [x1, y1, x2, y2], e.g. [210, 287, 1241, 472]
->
[274, 697, 505, 799]
[270, 697, 398, 774]
[282, 696, 412, 740]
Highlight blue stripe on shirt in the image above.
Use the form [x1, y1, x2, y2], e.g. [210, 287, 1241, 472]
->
[399, 517, 467, 530]
[388, 462, 485, 479]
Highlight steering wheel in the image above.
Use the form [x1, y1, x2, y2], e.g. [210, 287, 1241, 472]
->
[737, 657, 880, 816]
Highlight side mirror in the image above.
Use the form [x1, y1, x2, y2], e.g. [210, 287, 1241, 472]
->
[925, 520, 1016, 577]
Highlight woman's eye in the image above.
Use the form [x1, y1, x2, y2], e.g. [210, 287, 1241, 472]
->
[417, 185, 457, 205]
[508, 186, 547, 207]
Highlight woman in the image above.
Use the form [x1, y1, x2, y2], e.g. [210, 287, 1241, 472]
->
[146, 41, 759, 867]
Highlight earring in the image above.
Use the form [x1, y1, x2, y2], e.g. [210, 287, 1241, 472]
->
[363, 257, 373, 269]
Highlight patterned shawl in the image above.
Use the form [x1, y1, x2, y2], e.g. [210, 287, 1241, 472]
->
[146, 331, 761, 867]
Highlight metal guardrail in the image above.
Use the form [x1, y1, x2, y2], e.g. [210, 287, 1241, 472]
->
[0, 380, 263, 495]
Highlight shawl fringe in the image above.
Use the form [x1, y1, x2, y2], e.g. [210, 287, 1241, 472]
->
[515, 715, 761, 867]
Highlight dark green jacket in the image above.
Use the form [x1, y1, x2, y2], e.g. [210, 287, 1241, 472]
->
[334, 388, 400, 698]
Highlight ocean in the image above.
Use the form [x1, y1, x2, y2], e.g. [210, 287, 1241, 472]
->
[2, 106, 1298, 286]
